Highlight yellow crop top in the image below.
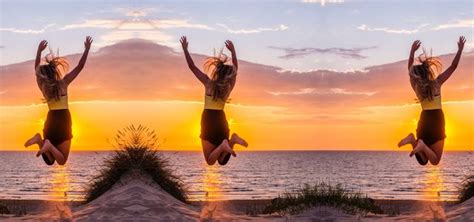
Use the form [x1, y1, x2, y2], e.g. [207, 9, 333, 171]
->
[204, 95, 225, 110]
[47, 95, 69, 110]
[420, 95, 442, 110]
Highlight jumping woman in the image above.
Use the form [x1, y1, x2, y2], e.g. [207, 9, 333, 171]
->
[180, 36, 248, 166]
[24, 36, 93, 165]
[398, 36, 466, 165]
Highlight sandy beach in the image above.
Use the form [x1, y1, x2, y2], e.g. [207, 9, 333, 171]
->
[1, 172, 472, 221]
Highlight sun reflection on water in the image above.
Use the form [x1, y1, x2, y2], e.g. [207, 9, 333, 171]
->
[202, 164, 223, 201]
[422, 165, 445, 201]
[48, 165, 71, 201]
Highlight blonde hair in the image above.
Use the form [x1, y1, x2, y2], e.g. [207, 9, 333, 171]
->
[203, 50, 236, 101]
[36, 52, 69, 101]
[409, 51, 442, 101]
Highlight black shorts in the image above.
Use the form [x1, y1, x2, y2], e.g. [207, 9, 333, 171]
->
[200, 109, 230, 165]
[42, 109, 73, 165]
[415, 109, 446, 165]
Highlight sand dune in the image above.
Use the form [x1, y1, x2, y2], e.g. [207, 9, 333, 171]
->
[73, 172, 199, 221]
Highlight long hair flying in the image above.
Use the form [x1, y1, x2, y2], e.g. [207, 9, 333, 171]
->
[36, 50, 69, 101]
[409, 49, 442, 101]
[203, 49, 236, 101]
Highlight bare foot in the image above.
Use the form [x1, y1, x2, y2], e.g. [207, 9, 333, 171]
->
[36, 139, 52, 157]
[25, 133, 42, 148]
[220, 140, 236, 157]
[410, 139, 427, 157]
[398, 133, 415, 147]
[230, 133, 248, 147]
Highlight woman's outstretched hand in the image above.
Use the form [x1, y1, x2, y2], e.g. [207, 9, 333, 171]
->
[225, 40, 235, 53]
[458, 36, 466, 51]
[411, 40, 421, 53]
[84, 36, 93, 50]
[37, 40, 48, 52]
[180, 36, 189, 50]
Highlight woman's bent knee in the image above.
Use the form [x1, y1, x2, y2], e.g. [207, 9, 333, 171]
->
[205, 158, 216, 166]
[430, 159, 440, 165]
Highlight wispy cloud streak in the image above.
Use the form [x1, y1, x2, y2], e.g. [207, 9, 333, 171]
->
[269, 46, 376, 59]
[61, 19, 212, 30]
[0, 23, 55, 34]
[432, 19, 474, 30]
[217, 23, 288, 34]
[301, 0, 344, 6]
[268, 88, 376, 96]
[357, 24, 429, 34]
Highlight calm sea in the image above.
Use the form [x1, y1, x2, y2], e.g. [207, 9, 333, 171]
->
[0, 151, 473, 201]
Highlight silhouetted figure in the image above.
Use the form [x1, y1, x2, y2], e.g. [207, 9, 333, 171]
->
[180, 36, 248, 166]
[398, 36, 466, 165]
[24, 36, 93, 165]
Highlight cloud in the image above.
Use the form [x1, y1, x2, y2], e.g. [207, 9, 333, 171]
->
[358, 20, 473, 34]
[59, 9, 213, 48]
[357, 24, 429, 34]
[432, 19, 474, 30]
[466, 42, 474, 52]
[61, 19, 118, 30]
[61, 16, 213, 47]
[269, 46, 376, 60]
[125, 10, 149, 17]
[1, 40, 472, 109]
[155, 20, 214, 30]
[268, 88, 376, 96]
[301, 0, 344, 6]
[97, 30, 174, 47]
[276, 67, 369, 74]
[61, 19, 212, 30]
[217, 23, 288, 34]
[0, 23, 55, 34]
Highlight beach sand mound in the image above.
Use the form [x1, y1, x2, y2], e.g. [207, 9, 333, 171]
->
[73, 171, 199, 221]
[71, 171, 359, 221]
[73, 171, 256, 221]
[446, 198, 474, 221]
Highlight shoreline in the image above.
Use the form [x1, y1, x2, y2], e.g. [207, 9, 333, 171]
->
[0, 198, 458, 214]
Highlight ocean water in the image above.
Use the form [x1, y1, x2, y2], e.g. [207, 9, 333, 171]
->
[0, 151, 473, 201]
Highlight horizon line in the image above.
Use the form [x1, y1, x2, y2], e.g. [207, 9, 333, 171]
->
[2, 149, 472, 152]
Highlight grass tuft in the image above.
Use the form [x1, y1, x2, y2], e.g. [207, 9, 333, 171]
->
[85, 125, 187, 203]
[458, 174, 474, 203]
[263, 182, 383, 216]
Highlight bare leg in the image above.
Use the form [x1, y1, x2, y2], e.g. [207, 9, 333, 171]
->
[410, 139, 442, 165]
[398, 133, 415, 147]
[25, 133, 42, 147]
[399, 133, 428, 163]
[36, 140, 71, 165]
[426, 140, 444, 165]
[25, 133, 55, 163]
[229, 133, 248, 148]
[202, 140, 236, 166]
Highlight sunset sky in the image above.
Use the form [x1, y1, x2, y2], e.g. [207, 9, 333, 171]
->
[0, 0, 473, 151]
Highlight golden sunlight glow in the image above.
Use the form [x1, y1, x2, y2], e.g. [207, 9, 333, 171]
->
[71, 123, 80, 145]
[201, 164, 223, 201]
[191, 120, 202, 146]
[49, 165, 71, 201]
[0, 100, 472, 151]
[422, 165, 445, 200]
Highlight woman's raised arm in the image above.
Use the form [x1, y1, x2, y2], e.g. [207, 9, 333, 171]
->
[408, 40, 421, 71]
[180, 36, 209, 85]
[35, 40, 48, 70]
[225, 40, 238, 71]
[437, 36, 466, 85]
[63, 36, 93, 85]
